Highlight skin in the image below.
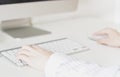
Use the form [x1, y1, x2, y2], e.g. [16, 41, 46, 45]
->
[17, 45, 53, 71]
[95, 28, 120, 47]
[17, 28, 120, 71]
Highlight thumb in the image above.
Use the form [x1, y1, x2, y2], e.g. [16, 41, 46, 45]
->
[97, 39, 110, 45]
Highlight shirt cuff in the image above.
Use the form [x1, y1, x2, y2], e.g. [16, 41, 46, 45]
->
[45, 53, 68, 77]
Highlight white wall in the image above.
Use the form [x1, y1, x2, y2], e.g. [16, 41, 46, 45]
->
[77, 0, 117, 23]
[114, 0, 120, 24]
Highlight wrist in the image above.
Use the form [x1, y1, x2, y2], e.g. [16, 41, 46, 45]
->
[116, 37, 120, 47]
[46, 52, 53, 58]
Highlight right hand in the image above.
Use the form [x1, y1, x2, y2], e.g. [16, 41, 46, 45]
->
[94, 28, 120, 47]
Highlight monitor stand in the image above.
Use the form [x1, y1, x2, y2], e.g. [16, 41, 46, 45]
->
[1, 18, 51, 38]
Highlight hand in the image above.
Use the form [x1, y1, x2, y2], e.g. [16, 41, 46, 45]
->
[94, 28, 120, 47]
[17, 45, 53, 71]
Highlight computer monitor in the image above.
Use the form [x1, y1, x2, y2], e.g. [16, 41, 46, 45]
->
[0, 0, 78, 38]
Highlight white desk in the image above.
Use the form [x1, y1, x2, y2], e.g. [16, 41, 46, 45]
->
[0, 16, 120, 77]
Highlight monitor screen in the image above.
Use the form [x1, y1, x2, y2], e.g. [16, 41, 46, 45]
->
[0, 0, 50, 5]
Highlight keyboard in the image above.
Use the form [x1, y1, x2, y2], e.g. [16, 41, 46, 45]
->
[1, 38, 89, 66]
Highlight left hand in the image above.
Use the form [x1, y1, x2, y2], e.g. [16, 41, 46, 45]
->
[17, 45, 53, 71]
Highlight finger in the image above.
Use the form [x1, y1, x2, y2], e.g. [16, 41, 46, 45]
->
[95, 29, 110, 35]
[18, 49, 33, 56]
[17, 54, 30, 63]
[22, 45, 36, 52]
[31, 45, 52, 54]
[95, 28, 119, 38]
[31, 45, 46, 51]
[22, 45, 45, 56]
[97, 39, 109, 45]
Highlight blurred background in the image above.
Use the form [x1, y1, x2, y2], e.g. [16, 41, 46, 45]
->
[32, 0, 120, 25]
[77, 0, 120, 24]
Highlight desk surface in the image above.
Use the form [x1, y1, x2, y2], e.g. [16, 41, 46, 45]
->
[0, 16, 120, 77]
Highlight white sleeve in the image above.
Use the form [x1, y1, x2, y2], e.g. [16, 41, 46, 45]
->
[45, 53, 69, 77]
[116, 71, 120, 77]
[45, 53, 120, 77]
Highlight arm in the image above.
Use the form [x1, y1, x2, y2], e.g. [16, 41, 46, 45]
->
[17, 45, 120, 77]
[45, 53, 120, 77]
